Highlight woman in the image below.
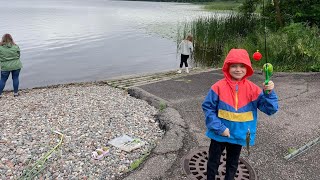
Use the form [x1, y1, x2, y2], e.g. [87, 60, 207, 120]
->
[0, 34, 22, 97]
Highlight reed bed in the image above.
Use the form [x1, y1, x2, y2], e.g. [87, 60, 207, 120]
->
[178, 13, 320, 72]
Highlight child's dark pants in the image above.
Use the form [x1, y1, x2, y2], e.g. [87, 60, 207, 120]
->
[207, 139, 242, 180]
[180, 54, 189, 68]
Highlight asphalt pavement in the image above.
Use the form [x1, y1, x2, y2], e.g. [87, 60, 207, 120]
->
[124, 69, 320, 180]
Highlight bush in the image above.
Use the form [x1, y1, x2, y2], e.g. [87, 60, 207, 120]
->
[250, 23, 320, 72]
[178, 13, 260, 67]
[227, 23, 320, 72]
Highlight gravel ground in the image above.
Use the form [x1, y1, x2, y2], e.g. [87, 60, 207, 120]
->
[0, 84, 164, 179]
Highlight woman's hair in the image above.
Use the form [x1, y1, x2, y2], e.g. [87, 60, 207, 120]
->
[186, 34, 193, 42]
[1, 34, 16, 45]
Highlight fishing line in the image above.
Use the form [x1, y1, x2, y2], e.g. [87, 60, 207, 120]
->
[263, 0, 268, 64]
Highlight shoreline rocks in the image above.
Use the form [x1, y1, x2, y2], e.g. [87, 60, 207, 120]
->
[0, 84, 164, 179]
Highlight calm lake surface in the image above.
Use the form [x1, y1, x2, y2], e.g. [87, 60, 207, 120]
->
[0, 0, 221, 89]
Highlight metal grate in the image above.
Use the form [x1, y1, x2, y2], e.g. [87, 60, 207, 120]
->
[181, 147, 256, 180]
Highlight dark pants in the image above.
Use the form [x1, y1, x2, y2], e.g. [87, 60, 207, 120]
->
[207, 139, 242, 180]
[0, 69, 21, 95]
[180, 54, 189, 68]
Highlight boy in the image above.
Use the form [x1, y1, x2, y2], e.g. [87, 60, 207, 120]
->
[202, 49, 278, 180]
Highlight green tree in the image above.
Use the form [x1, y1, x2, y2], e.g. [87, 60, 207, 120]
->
[279, 0, 320, 26]
[239, 0, 260, 16]
[264, 0, 320, 29]
[240, 0, 320, 29]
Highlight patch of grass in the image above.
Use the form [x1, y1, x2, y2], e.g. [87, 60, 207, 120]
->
[20, 131, 64, 179]
[124, 82, 131, 87]
[203, 1, 241, 11]
[159, 101, 167, 112]
[129, 151, 150, 171]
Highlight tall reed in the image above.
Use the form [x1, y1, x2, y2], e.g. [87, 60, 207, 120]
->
[177, 13, 260, 67]
[178, 13, 320, 72]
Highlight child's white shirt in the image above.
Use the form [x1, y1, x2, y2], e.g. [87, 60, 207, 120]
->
[179, 40, 193, 55]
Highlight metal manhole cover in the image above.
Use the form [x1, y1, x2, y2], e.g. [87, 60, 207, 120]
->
[181, 147, 256, 180]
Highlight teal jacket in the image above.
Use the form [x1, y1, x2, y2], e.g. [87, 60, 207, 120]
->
[0, 43, 22, 71]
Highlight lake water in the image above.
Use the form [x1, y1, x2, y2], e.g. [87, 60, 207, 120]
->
[0, 0, 220, 89]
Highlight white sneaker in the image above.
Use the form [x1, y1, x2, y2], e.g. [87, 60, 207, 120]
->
[177, 69, 182, 74]
[186, 67, 189, 73]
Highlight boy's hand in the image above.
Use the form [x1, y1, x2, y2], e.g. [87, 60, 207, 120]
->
[221, 128, 230, 137]
[263, 81, 274, 91]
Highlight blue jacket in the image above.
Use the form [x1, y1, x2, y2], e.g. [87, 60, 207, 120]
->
[202, 49, 278, 146]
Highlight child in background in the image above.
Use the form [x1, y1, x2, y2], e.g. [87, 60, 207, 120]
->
[177, 34, 193, 73]
[202, 49, 278, 180]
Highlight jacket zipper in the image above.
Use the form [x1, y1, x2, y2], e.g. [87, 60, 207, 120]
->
[235, 84, 238, 111]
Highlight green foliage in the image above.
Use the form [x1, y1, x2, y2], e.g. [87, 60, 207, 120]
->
[224, 23, 320, 72]
[178, 13, 259, 67]
[279, 23, 320, 71]
[204, 1, 242, 11]
[179, 13, 320, 72]
[275, 0, 320, 26]
[249, 23, 320, 72]
[309, 64, 320, 72]
[129, 151, 150, 171]
[237, 0, 320, 30]
[238, 0, 320, 30]
[239, 0, 260, 15]
[128, 0, 232, 2]
[159, 101, 167, 112]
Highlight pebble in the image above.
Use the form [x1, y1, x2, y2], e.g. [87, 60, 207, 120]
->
[0, 85, 164, 179]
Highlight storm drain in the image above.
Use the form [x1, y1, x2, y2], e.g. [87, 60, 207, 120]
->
[181, 147, 256, 180]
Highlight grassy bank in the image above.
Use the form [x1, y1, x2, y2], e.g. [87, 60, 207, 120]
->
[202, 1, 241, 11]
[178, 14, 320, 72]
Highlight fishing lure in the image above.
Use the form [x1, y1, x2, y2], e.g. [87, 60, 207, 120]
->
[246, 128, 251, 156]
